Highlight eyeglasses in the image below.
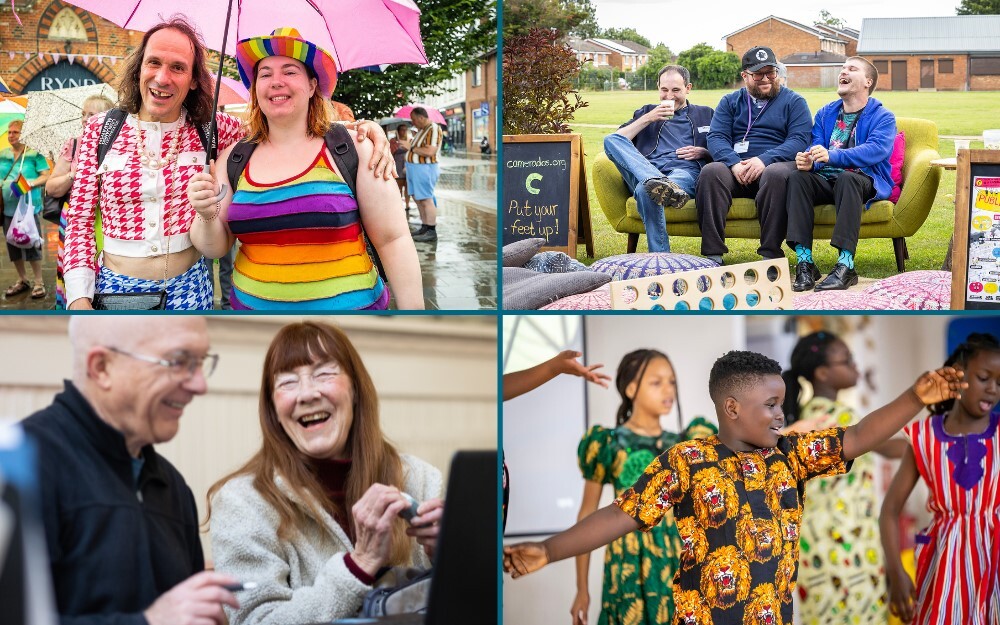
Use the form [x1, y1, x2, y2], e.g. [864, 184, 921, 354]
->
[274, 364, 343, 393]
[747, 70, 777, 81]
[107, 346, 218, 379]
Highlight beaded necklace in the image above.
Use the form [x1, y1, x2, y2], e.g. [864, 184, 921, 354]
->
[132, 112, 183, 170]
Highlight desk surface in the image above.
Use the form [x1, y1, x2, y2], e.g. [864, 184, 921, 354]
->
[931, 157, 958, 170]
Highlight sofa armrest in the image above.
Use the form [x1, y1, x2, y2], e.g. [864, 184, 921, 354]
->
[891, 147, 942, 238]
[593, 152, 633, 230]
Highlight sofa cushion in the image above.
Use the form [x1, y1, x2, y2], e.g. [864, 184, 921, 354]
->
[502, 267, 612, 310]
[540, 284, 612, 310]
[814, 199, 893, 225]
[590, 252, 719, 281]
[889, 131, 906, 203]
[502, 238, 545, 267]
[625, 197, 757, 222]
[525, 251, 590, 274]
[861, 270, 952, 310]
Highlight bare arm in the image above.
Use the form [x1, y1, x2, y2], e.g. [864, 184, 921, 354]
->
[842, 367, 963, 460]
[503, 350, 610, 401]
[188, 145, 236, 259]
[504, 505, 639, 578]
[875, 438, 908, 460]
[44, 156, 73, 197]
[571, 480, 603, 625]
[879, 445, 920, 623]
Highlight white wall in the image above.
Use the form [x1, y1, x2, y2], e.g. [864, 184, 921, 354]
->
[0, 315, 497, 562]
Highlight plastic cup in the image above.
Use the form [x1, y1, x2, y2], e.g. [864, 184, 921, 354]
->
[955, 139, 971, 153]
[661, 100, 674, 117]
[985, 130, 1000, 150]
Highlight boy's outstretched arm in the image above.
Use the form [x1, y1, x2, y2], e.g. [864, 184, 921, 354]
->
[842, 367, 964, 460]
[879, 446, 920, 623]
[504, 505, 640, 578]
[503, 350, 611, 401]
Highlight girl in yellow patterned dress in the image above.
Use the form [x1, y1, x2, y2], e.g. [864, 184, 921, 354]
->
[781, 331, 906, 625]
[574, 349, 684, 625]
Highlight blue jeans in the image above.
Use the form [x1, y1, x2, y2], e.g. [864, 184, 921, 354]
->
[603, 133, 697, 253]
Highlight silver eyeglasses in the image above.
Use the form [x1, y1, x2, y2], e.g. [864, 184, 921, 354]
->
[106, 346, 219, 379]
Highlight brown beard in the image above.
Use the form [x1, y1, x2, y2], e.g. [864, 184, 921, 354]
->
[747, 82, 781, 100]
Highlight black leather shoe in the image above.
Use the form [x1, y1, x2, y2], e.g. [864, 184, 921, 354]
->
[814, 263, 859, 291]
[792, 261, 821, 292]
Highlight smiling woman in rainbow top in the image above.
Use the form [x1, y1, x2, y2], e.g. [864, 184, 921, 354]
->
[188, 27, 423, 310]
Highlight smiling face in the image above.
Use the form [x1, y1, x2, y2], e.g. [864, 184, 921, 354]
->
[730, 374, 786, 449]
[743, 66, 778, 99]
[956, 349, 1000, 419]
[837, 59, 873, 98]
[272, 359, 355, 461]
[138, 28, 197, 122]
[628, 356, 676, 420]
[254, 56, 316, 122]
[6, 122, 21, 148]
[658, 70, 691, 109]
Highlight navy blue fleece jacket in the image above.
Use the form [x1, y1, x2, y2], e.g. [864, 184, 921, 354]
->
[707, 87, 812, 167]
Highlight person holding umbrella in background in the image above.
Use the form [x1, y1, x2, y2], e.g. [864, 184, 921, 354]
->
[188, 28, 423, 310]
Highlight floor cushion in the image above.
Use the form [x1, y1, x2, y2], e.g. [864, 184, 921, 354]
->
[540, 284, 613, 310]
[590, 252, 719, 281]
[502, 267, 611, 310]
[862, 270, 951, 310]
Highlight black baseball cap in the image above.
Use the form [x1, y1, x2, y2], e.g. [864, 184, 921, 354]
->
[742, 46, 777, 72]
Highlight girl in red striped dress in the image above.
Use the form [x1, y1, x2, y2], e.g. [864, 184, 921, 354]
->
[880, 332, 1000, 625]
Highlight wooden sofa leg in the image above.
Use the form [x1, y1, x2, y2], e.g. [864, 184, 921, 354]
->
[892, 238, 907, 272]
[627, 233, 639, 254]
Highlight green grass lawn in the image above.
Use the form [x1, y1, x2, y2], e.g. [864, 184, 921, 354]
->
[569, 88, 998, 277]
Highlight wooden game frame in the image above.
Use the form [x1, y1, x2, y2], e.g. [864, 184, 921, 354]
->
[950, 150, 1000, 310]
[609, 258, 793, 311]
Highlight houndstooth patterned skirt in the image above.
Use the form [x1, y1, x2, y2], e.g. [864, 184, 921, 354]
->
[95, 258, 213, 310]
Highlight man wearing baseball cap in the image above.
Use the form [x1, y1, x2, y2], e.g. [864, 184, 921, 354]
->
[697, 46, 812, 264]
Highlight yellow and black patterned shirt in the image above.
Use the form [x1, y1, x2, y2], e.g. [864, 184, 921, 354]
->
[614, 429, 851, 625]
[406, 123, 442, 165]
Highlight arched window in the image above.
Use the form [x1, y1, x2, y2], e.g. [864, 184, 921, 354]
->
[48, 8, 88, 41]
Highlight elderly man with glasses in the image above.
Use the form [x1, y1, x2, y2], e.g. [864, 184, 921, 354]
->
[696, 46, 812, 265]
[21, 316, 239, 625]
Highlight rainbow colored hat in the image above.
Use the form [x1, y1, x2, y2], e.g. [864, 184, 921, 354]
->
[235, 27, 338, 99]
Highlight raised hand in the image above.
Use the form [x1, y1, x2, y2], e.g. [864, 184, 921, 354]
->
[351, 120, 396, 180]
[503, 542, 549, 578]
[552, 350, 611, 388]
[912, 366, 966, 406]
[187, 159, 226, 219]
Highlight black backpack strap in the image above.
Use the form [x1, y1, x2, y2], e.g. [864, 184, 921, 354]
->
[324, 124, 386, 283]
[194, 120, 217, 161]
[226, 140, 257, 193]
[96, 108, 128, 169]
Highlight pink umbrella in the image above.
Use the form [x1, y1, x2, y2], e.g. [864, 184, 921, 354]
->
[393, 104, 446, 126]
[218, 76, 250, 106]
[66, 0, 427, 72]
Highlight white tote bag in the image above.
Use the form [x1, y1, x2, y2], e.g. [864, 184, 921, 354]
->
[6, 194, 42, 250]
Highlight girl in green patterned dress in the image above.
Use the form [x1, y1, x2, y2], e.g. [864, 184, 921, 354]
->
[781, 331, 906, 625]
[573, 349, 684, 625]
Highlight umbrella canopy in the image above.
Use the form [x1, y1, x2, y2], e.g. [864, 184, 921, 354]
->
[393, 104, 446, 126]
[21, 83, 118, 159]
[378, 116, 410, 130]
[218, 76, 250, 106]
[66, 0, 427, 73]
[0, 99, 26, 114]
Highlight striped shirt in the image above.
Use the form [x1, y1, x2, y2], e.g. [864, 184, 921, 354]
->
[906, 411, 999, 625]
[226, 146, 388, 310]
[406, 123, 442, 164]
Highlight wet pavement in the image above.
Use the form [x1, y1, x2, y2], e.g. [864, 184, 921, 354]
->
[0, 153, 497, 311]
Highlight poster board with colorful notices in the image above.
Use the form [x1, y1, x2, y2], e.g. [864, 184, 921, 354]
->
[951, 150, 1000, 309]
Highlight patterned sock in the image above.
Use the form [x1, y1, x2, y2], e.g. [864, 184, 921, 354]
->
[794, 244, 813, 264]
[838, 249, 855, 269]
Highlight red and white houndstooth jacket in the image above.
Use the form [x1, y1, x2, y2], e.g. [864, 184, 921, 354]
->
[63, 110, 244, 305]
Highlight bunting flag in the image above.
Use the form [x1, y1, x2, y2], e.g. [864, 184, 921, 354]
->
[10, 173, 30, 198]
[0, 50, 120, 64]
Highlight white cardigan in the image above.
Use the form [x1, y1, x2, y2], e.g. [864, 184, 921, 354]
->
[209, 454, 442, 625]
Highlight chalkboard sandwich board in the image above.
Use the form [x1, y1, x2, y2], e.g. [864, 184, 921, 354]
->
[502, 134, 593, 256]
[952, 149, 1000, 310]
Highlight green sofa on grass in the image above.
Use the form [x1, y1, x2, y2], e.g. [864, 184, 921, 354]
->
[592, 117, 942, 271]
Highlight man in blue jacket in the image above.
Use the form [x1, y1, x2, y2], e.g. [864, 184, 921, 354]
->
[786, 57, 896, 291]
[603, 64, 714, 252]
[698, 46, 812, 263]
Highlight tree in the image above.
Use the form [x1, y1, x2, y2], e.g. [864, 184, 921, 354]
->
[334, 0, 495, 120]
[676, 43, 716, 88]
[816, 9, 846, 28]
[599, 27, 651, 48]
[694, 51, 741, 89]
[503, 28, 588, 134]
[632, 43, 675, 90]
[504, 0, 599, 38]
[956, 0, 1000, 13]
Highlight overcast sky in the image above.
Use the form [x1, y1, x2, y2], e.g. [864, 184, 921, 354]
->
[589, 0, 960, 53]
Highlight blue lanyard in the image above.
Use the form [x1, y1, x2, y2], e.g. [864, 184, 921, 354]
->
[743, 93, 769, 142]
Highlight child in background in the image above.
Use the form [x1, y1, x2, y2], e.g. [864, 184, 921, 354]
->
[880, 333, 1000, 625]
[575, 349, 710, 625]
[506, 350, 964, 625]
[781, 331, 906, 625]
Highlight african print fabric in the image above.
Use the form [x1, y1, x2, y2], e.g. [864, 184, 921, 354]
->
[579, 425, 682, 624]
[796, 397, 887, 624]
[615, 429, 851, 625]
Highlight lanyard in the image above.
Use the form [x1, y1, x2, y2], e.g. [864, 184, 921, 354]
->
[743, 93, 770, 142]
[3, 149, 26, 183]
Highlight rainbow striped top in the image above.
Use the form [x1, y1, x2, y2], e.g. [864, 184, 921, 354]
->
[226, 147, 389, 310]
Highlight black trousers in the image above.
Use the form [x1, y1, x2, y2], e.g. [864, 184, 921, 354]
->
[785, 169, 873, 255]
[695, 160, 798, 259]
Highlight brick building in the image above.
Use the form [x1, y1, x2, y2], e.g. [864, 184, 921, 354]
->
[0, 1, 139, 94]
[465, 48, 496, 151]
[567, 38, 650, 71]
[858, 16, 1000, 91]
